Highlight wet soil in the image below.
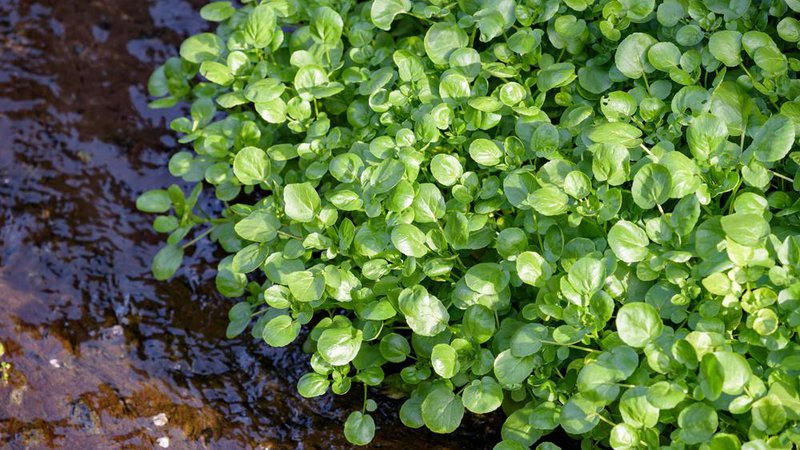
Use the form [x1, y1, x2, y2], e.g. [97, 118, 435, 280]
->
[0, 1, 503, 448]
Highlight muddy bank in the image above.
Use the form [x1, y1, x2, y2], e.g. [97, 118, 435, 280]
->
[0, 0, 501, 448]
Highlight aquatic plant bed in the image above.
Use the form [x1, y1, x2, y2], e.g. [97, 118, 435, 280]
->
[139, 0, 800, 448]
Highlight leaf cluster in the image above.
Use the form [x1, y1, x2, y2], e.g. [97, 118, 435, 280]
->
[139, 0, 800, 448]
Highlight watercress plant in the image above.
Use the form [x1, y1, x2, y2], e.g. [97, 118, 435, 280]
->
[139, 0, 800, 448]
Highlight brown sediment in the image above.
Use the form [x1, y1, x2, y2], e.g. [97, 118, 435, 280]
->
[0, 0, 502, 448]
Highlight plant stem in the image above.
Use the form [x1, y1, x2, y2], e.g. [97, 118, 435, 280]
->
[596, 413, 616, 427]
[278, 230, 303, 240]
[640, 143, 656, 159]
[362, 383, 368, 414]
[541, 340, 598, 353]
[772, 171, 794, 183]
[182, 226, 214, 249]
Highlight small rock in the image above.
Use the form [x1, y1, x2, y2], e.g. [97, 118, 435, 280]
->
[49, 359, 60, 368]
[157, 436, 170, 448]
[68, 399, 101, 434]
[10, 386, 26, 406]
[152, 413, 168, 427]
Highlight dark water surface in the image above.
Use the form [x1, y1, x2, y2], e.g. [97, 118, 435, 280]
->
[0, 1, 501, 448]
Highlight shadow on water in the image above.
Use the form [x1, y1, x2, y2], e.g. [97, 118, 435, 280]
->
[0, 0, 509, 448]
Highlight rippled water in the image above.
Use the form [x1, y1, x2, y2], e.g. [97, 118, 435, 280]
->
[0, 1, 501, 448]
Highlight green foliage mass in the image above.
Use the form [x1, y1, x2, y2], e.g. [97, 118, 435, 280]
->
[139, 0, 800, 448]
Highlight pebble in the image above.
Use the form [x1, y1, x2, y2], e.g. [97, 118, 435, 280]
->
[152, 413, 168, 427]
[49, 359, 60, 368]
[157, 436, 169, 448]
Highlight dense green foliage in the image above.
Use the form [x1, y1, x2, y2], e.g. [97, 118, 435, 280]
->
[138, 0, 800, 447]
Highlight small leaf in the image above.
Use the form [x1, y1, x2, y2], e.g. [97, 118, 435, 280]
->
[284, 183, 321, 223]
[608, 220, 649, 263]
[421, 383, 464, 433]
[463, 377, 503, 414]
[616, 303, 663, 348]
[370, 0, 411, 30]
[344, 411, 375, 446]
[233, 147, 269, 185]
[137, 189, 172, 213]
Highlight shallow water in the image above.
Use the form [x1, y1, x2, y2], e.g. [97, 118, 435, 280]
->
[0, 1, 503, 448]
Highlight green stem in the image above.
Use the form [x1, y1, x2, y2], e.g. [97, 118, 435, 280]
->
[251, 307, 270, 317]
[182, 226, 214, 249]
[739, 64, 755, 83]
[362, 383, 368, 414]
[596, 413, 616, 427]
[640, 68, 651, 93]
[772, 171, 794, 183]
[724, 176, 742, 214]
[740, 115, 748, 151]
[541, 340, 598, 353]
[278, 230, 303, 240]
[640, 143, 656, 159]
[532, 213, 545, 253]
[406, 12, 434, 24]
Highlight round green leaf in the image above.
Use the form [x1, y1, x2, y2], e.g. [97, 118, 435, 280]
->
[494, 349, 536, 386]
[559, 394, 603, 434]
[179, 33, 224, 63]
[529, 186, 569, 216]
[244, 4, 276, 49]
[751, 395, 787, 434]
[619, 387, 659, 428]
[465, 263, 509, 295]
[297, 373, 330, 398]
[344, 411, 375, 446]
[233, 147, 269, 185]
[391, 223, 429, 258]
[263, 315, 301, 347]
[616, 303, 663, 348]
[200, 1, 235, 21]
[708, 31, 743, 67]
[431, 343, 458, 378]
[430, 154, 463, 186]
[421, 384, 464, 433]
[380, 333, 411, 362]
[463, 377, 504, 414]
[720, 213, 769, 247]
[152, 244, 184, 280]
[646, 381, 685, 409]
[371, 0, 411, 30]
[137, 189, 172, 213]
[677, 402, 718, 445]
[516, 251, 551, 286]
[608, 220, 649, 263]
[510, 323, 547, 357]
[609, 423, 639, 450]
[424, 22, 468, 66]
[631, 163, 671, 210]
[469, 138, 503, 166]
[317, 326, 363, 366]
[284, 183, 321, 223]
[615, 32, 657, 79]
[397, 285, 449, 336]
[234, 209, 280, 242]
[463, 305, 496, 344]
[647, 42, 681, 71]
[749, 114, 795, 163]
